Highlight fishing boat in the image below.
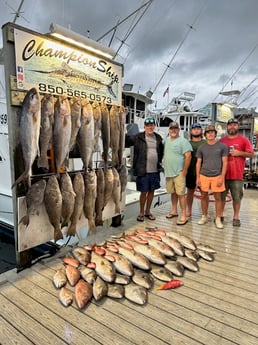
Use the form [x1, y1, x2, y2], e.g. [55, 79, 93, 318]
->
[0, 67, 13, 228]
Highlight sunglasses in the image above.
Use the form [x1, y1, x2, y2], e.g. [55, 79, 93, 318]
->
[191, 124, 202, 129]
[144, 119, 155, 125]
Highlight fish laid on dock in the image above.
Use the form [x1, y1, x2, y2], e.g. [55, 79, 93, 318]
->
[52, 227, 216, 309]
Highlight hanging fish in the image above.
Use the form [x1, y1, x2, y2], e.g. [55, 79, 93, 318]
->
[38, 94, 54, 171]
[156, 279, 183, 290]
[13, 87, 41, 187]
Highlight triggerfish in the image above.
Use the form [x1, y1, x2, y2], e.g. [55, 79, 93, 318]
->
[156, 279, 183, 290]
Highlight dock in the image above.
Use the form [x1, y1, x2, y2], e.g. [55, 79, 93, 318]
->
[0, 189, 258, 345]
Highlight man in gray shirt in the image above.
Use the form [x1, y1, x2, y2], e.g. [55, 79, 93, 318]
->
[196, 125, 228, 229]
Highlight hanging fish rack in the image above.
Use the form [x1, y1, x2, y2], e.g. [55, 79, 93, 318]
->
[2, 21, 125, 271]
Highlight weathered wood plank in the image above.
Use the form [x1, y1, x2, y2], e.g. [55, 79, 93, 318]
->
[17, 266, 167, 345]
[0, 315, 34, 345]
[0, 189, 258, 345]
[0, 293, 68, 345]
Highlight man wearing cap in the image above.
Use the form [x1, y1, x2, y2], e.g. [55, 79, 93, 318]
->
[125, 117, 164, 222]
[220, 118, 254, 226]
[186, 123, 206, 217]
[163, 121, 192, 225]
[196, 124, 228, 229]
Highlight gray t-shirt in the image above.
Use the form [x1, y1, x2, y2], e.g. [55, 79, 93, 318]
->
[197, 141, 228, 177]
[146, 134, 158, 173]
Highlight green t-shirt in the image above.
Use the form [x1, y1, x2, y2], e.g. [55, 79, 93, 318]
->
[163, 136, 192, 177]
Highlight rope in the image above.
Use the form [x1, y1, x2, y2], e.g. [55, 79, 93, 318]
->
[194, 190, 232, 203]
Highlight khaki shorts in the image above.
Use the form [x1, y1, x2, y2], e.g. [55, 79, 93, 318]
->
[200, 174, 225, 193]
[166, 174, 186, 195]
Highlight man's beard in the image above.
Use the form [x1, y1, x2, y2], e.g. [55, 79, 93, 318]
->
[228, 128, 238, 135]
[192, 134, 202, 138]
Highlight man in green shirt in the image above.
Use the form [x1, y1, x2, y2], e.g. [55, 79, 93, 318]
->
[163, 122, 192, 225]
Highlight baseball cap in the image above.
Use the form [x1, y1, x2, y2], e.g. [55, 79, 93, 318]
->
[227, 118, 239, 125]
[169, 122, 179, 129]
[144, 117, 155, 125]
[204, 124, 217, 133]
[191, 123, 202, 129]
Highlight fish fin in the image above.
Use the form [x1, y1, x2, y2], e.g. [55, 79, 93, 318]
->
[107, 82, 117, 98]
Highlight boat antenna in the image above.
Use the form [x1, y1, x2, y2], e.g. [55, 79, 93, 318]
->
[108, 18, 120, 47]
[212, 43, 258, 103]
[113, 0, 153, 59]
[237, 76, 258, 106]
[151, 2, 206, 96]
[5, 0, 29, 24]
[97, 0, 153, 42]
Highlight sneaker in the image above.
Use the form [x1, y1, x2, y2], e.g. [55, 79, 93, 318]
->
[198, 215, 208, 225]
[215, 217, 224, 229]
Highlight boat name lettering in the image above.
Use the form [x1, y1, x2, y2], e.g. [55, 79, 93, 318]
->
[22, 40, 119, 83]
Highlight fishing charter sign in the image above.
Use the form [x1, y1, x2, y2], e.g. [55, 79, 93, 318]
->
[14, 28, 123, 105]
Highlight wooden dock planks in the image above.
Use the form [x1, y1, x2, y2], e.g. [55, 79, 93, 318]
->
[0, 189, 258, 345]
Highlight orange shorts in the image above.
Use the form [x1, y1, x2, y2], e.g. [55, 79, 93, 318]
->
[199, 174, 225, 193]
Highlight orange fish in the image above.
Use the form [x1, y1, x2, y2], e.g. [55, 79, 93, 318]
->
[75, 279, 93, 309]
[156, 279, 183, 290]
[94, 246, 106, 256]
[125, 235, 149, 244]
[63, 257, 80, 268]
[116, 240, 134, 249]
[65, 264, 80, 286]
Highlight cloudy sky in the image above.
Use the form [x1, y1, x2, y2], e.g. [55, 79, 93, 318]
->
[1, 0, 258, 110]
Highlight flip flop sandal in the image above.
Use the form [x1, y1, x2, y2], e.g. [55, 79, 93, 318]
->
[176, 218, 188, 225]
[145, 214, 156, 220]
[166, 213, 178, 219]
[137, 215, 144, 222]
[232, 219, 241, 227]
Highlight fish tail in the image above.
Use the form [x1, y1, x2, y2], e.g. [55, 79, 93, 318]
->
[95, 216, 103, 226]
[156, 284, 166, 291]
[54, 228, 63, 242]
[61, 220, 69, 228]
[115, 205, 120, 214]
[88, 220, 96, 233]
[12, 171, 30, 188]
[37, 156, 49, 170]
[19, 215, 30, 227]
[67, 223, 76, 237]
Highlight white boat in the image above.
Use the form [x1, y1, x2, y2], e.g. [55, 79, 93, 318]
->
[121, 89, 212, 216]
[0, 67, 13, 228]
